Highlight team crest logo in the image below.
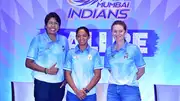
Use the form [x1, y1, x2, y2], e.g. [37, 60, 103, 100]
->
[67, 0, 131, 19]
[88, 54, 92, 60]
[124, 53, 128, 59]
[73, 55, 79, 59]
[62, 46, 65, 52]
[68, 0, 99, 7]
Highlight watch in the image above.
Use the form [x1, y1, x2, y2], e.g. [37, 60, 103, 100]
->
[84, 88, 89, 93]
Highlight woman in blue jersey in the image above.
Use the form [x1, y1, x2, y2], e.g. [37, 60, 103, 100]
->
[104, 20, 145, 101]
[25, 12, 69, 101]
[64, 26, 103, 101]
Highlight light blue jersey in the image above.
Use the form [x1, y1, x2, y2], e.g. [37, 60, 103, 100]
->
[27, 32, 69, 83]
[64, 45, 103, 95]
[104, 42, 145, 86]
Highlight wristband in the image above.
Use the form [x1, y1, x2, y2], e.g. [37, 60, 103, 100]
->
[84, 88, 89, 93]
[44, 68, 48, 74]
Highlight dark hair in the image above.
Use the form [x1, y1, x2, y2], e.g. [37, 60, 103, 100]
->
[76, 26, 90, 37]
[111, 20, 127, 31]
[44, 12, 61, 26]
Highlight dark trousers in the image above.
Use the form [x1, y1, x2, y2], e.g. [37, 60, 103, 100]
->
[34, 79, 65, 101]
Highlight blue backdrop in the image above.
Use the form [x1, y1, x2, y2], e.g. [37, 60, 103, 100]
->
[0, 0, 180, 101]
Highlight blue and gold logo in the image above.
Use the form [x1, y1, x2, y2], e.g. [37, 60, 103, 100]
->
[68, 0, 99, 6]
[67, 0, 131, 19]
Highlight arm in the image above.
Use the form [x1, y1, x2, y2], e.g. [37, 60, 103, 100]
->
[63, 50, 78, 91]
[60, 71, 67, 88]
[25, 58, 58, 75]
[25, 58, 45, 73]
[65, 70, 86, 100]
[134, 46, 146, 80]
[84, 69, 101, 91]
[104, 48, 111, 72]
[65, 70, 79, 93]
[137, 67, 145, 80]
[25, 37, 46, 73]
[84, 52, 103, 92]
[25, 36, 58, 74]
[60, 38, 70, 88]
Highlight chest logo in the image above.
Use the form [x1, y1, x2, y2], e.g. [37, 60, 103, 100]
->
[62, 46, 65, 52]
[73, 55, 79, 59]
[88, 54, 92, 60]
[124, 53, 128, 59]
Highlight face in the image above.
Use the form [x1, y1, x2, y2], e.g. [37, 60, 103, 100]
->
[46, 17, 59, 35]
[112, 24, 126, 42]
[76, 29, 89, 46]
